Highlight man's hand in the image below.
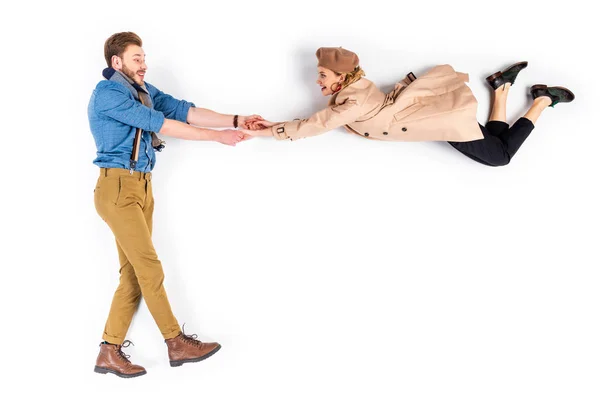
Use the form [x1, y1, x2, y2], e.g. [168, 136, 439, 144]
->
[216, 129, 253, 146]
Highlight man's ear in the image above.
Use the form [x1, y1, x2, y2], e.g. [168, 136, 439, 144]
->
[111, 55, 121, 70]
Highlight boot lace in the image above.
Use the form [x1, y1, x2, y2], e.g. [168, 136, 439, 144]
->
[116, 340, 135, 363]
[181, 323, 203, 347]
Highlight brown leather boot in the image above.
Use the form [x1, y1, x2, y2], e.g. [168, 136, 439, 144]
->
[165, 328, 221, 367]
[94, 340, 147, 378]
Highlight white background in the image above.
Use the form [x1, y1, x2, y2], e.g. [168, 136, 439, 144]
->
[1, 0, 598, 399]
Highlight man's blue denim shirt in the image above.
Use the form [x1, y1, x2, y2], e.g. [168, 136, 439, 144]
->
[88, 74, 195, 172]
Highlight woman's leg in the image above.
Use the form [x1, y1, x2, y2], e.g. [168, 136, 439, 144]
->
[494, 96, 551, 158]
[449, 83, 574, 166]
[485, 83, 512, 138]
[523, 96, 552, 124]
[486, 61, 528, 126]
[497, 84, 577, 158]
[489, 83, 510, 124]
[447, 82, 513, 166]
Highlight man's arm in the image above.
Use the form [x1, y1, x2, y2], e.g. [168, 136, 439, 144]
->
[187, 107, 237, 128]
[94, 83, 248, 146]
[159, 119, 250, 146]
[187, 107, 266, 130]
[148, 83, 262, 129]
[94, 82, 166, 132]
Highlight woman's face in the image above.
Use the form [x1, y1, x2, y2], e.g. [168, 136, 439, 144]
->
[316, 66, 345, 96]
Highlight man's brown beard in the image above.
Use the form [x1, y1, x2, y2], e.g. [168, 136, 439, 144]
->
[122, 64, 143, 84]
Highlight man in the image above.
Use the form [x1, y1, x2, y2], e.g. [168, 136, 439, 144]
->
[88, 32, 260, 378]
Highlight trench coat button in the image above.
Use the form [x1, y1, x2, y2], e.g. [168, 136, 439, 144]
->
[364, 132, 369, 137]
[402, 127, 407, 132]
[383, 132, 388, 135]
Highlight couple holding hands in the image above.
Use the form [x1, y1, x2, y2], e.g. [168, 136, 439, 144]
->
[88, 31, 573, 378]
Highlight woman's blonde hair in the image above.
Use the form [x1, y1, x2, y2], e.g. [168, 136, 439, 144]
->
[336, 66, 366, 88]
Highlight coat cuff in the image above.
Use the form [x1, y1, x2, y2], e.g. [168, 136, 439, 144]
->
[272, 122, 297, 140]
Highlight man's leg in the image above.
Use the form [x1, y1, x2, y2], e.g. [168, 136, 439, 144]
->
[95, 169, 181, 340]
[102, 241, 142, 344]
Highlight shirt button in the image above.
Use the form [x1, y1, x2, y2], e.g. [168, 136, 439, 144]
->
[364, 132, 369, 137]
[402, 127, 407, 132]
[383, 132, 388, 135]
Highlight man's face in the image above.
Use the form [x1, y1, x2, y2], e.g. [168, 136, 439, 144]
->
[114, 44, 147, 86]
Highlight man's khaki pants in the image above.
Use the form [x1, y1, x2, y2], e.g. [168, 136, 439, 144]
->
[94, 167, 180, 344]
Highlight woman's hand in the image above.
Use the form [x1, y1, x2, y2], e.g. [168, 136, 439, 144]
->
[239, 115, 269, 130]
[253, 119, 277, 129]
[241, 116, 278, 130]
[239, 127, 273, 137]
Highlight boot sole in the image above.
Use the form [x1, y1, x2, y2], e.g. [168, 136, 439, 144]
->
[169, 344, 222, 367]
[94, 366, 147, 378]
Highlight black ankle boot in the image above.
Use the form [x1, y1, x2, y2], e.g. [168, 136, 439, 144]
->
[531, 85, 575, 108]
[486, 61, 529, 90]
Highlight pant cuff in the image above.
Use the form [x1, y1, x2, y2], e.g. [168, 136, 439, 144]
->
[486, 120, 509, 127]
[102, 332, 125, 345]
[163, 327, 182, 340]
[485, 120, 510, 135]
[517, 117, 535, 129]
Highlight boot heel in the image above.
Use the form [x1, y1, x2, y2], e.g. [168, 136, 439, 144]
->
[170, 360, 184, 367]
[485, 71, 502, 83]
[485, 71, 503, 89]
[94, 366, 110, 374]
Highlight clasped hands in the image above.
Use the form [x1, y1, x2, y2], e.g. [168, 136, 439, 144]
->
[218, 115, 276, 146]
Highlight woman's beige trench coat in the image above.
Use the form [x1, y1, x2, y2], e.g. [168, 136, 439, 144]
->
[270, 64, 483, 142]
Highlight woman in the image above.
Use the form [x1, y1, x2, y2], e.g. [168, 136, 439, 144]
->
[243, 47, 575, 167]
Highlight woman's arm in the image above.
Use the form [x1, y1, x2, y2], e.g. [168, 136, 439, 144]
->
[241, 96, 363, 141]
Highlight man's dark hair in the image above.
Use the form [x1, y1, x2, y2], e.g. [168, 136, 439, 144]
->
[104, 32, 143, 68]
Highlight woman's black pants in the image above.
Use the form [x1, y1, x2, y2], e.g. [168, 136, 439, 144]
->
[448, 118, 535, 166]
